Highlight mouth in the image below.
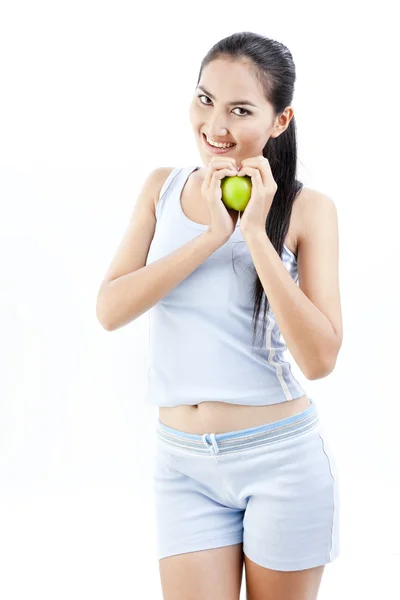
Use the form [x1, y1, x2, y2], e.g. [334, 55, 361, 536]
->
[202, 133, 237, 154]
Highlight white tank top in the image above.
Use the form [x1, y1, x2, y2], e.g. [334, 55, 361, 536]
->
[145, 165, 306, 407]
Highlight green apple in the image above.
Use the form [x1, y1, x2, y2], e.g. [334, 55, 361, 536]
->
[221, 175, 252, 211]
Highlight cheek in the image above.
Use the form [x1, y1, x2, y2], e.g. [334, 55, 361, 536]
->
[240, 124, 265, 145]
[189, 102, 201, 127]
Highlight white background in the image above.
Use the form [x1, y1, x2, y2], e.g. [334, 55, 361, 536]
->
[1, 1, 399, 598]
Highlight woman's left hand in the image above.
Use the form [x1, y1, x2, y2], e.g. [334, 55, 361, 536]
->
[237, 156, 278, 236]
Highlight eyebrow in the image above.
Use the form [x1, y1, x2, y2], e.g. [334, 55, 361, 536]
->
[197, 85, 257, 108]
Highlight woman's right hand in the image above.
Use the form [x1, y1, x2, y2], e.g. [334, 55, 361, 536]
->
[201, 156, 240, 244]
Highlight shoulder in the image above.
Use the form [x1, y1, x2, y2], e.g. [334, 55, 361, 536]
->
[150, 165, 176, 187]
[295, 186, 338, 246]
[149, 167, 176, 213]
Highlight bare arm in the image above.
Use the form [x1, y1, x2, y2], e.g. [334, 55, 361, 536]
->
[97, 230, 224, 331]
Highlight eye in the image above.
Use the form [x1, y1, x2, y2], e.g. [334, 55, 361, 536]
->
[197, 94, 250, 117]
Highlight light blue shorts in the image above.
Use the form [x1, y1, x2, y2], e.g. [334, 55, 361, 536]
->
[152, 398, 340, 571]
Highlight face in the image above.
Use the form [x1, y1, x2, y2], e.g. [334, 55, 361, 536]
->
[189, 57, 293, 170]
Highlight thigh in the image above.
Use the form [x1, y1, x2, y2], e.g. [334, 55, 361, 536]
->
[242, 423, 340, 572]
[160, 543, 244, 600]
[153, 441, 244, 558]
[244, 558, 325, 600]
[153, 441, 245, 599]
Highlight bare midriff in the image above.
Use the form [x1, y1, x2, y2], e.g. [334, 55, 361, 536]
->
[158, 394, 311, 435]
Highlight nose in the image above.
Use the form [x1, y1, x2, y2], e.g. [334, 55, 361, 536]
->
[209, 127, 228, 137]
[207, 112, 229, 138]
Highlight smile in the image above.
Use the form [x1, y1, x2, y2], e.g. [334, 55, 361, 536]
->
[202, 133, 237, 154]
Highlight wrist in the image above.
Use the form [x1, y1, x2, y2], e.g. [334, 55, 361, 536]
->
[204, 228, 230, 247]
[241, 227, 266, 242]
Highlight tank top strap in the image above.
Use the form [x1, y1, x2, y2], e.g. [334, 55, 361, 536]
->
[156, 165, 200, 220]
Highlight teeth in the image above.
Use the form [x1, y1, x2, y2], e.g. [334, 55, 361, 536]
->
[206, 135, 235, 149]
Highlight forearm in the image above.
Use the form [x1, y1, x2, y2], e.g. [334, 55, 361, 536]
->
[243, 230, 340, 379]
[97, 230, 224, 331]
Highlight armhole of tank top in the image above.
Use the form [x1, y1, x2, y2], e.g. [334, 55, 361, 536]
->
[155, 167, 182, 219]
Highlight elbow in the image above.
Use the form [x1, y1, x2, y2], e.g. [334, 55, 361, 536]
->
[306, 362, 334, 381]
[305, 354, 338, 381]
[96, 291, 113, 331]
[305, 335, 342, 380]
[97, 310, 113, 331]
[99, 319, 113, 331]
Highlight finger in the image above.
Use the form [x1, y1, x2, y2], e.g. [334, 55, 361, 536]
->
[240, 158, 270, 185]
[204, 163, 237, 189]
[203, 168, 212, 188]
[210, 164, 238, 175]
[211, 167, 238, 183]
[237, 166, 257, 178]
[237, 166, 263, 189]
[257, 161, 272, 187]
[209, 168, 238, 196]
[209, 156, 237, 168]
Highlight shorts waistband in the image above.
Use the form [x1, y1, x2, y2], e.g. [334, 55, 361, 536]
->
[156, 398, 320, 456]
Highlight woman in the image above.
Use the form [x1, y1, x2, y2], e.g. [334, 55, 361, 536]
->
[97, 32, 342, 600]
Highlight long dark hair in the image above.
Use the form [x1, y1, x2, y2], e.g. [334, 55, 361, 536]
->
[196, 32, 304, 347]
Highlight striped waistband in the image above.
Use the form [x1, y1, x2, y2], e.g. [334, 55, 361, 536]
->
[156, 398, 320, 456]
